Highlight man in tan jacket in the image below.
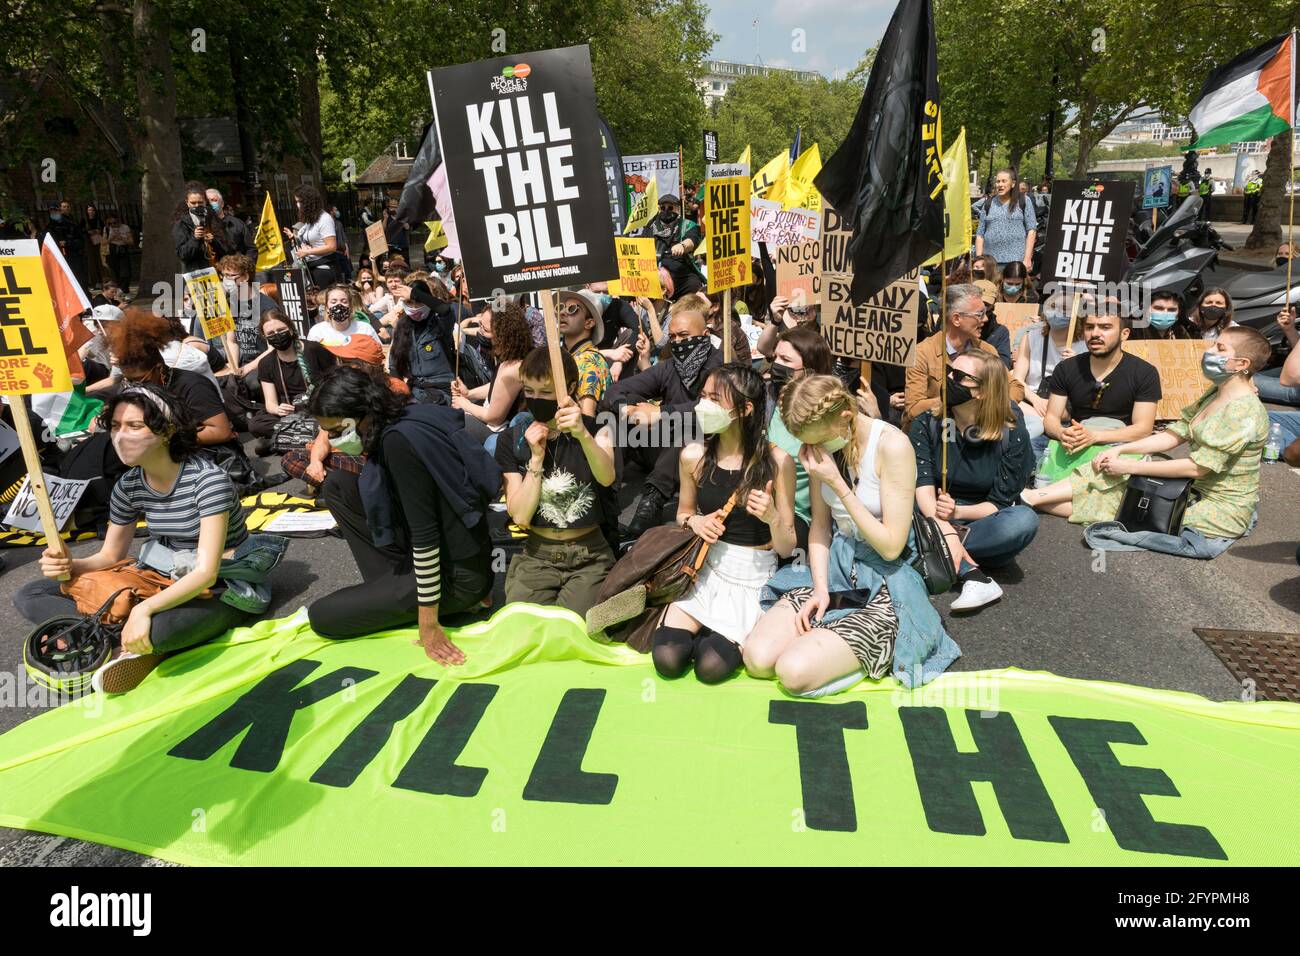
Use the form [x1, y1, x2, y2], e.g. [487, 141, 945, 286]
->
[902, 283, 1025, 432]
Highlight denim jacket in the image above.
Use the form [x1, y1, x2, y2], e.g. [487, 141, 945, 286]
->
[138, 533, 288, 615]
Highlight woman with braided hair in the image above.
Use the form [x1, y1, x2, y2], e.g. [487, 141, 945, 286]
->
[744, 374, 959, 695]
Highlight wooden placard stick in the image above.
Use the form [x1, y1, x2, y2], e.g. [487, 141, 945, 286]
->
[1064, 290, 1084, 352]
[539, 290, 568, 402]
[722, 288, 733, 362]
[9, 403, 70, 579]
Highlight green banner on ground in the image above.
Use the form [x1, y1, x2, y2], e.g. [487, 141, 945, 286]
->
[0, 605, 1296, 866]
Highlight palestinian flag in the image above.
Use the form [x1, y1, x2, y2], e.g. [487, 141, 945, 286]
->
[1190, 33, 1295, 149]
[31, 386, 102, 439]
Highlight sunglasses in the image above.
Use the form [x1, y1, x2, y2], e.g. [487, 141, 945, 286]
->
[558, 300, 585, 317]
[1090, 380, 1112, 409]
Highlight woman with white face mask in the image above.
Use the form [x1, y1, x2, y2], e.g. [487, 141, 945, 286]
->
[15, 385, 282, 694]
[649, 363, 797, 685]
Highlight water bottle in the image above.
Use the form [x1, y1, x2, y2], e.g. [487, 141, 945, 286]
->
[1264, 422, 1284, 463]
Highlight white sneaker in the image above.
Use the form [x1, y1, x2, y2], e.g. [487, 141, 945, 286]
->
[91, 651, 162, 695]
[950, 578, 1003, 612]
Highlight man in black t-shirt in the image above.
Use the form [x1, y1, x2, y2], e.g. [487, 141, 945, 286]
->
[641, 193, 704, 301]
[585, 280, 640, 377]
[1044, 310, 1160, 455]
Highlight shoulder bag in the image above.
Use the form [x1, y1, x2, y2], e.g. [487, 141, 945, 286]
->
[1114, 472, 1193, 535]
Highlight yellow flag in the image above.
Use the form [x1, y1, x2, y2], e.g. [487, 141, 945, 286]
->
[924, 127, 972, 266]
[750, 150, 788, 200]
[775, 144, 822, 211]
[737, 145, 751, 168]
[623, 176, 658, 235]
[253, 192, 286, 271]
[424, 221, 448, 253]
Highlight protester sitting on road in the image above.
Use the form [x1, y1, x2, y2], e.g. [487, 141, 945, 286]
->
[1188, 287, 1237, 341]
[1036, 306, 1160, 482]
[388, 277, 462, 405]
[554, 289, 613, 416]
[970, 254, 1001, 285]
[584, 280, 641, 378]
[974, 279, 1013, 367]
[1130, 289, 1198, 340]
[1254, 306, 1299, 406]
[15, 385, 282, 694]
[497, 348, 617, 617]
[163, 313, 221, 387]
[1013, 292, 1085, 442]
[651, 364, 796, 684]
[306, 366, 500, 664]
[248, 310, 328, 441]
[605, 295, 725, 538]
[765, 326, 835, 543]
[755, 294, 819, 360]
[909, 349, 1038, 611]
[745, 374, 959, 695]
[452, 299, 532, 451]
[308, 284, 382, 344]
[1023, 328, 1271, 559]
[996, 261, 1038, 304]
[903, 283, 1025, 432]
[218, 254, 278, 380]
[642, 193, 704, 301]
[703, 290, 753, 366]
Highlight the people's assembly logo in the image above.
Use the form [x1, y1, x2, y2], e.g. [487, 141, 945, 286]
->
[490, 63, 530, 95]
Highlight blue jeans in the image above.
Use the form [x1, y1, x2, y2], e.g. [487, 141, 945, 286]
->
[483, 410, 532, 457]
[1255, 367, 1300, 406]
[957, 504, 1040, 568]
[1269, 411, 1300, 447]
[1082, 513, 1255, 559]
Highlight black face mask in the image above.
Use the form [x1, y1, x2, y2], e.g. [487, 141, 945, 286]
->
[945, 374, 976, 410]
[670, 335, 710, 363]
[266, 331, 294, 351]
[1198, 306, 1227, 325]
[661, 209, 678, 223]
[525, 397, 558, 424]
[1277, 257, 1289, 268]
[768, 362, 795, 388]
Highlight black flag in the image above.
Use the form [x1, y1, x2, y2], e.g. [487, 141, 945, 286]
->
[814, 0, 944, 304]
[391, 121, 442, 238]
[597, 112, 627, 233]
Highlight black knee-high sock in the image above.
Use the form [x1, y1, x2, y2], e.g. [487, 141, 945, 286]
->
[651, 625, 697, 679]
[694, 633, 742, 685]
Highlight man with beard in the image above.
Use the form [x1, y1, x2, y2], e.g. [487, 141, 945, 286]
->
[603, 296, 723, 537]
[641, 193, 704, 301]
[1042, 304, 1160, 456]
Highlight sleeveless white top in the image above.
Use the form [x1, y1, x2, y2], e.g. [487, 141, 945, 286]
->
[822, 418, 889, 537]
[1023, 327, 1086, 393]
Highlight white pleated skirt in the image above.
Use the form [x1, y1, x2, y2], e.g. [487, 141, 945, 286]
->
[671, 540, 779, 644]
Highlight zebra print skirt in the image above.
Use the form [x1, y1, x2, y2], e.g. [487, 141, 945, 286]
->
[778, 584, 898, 679]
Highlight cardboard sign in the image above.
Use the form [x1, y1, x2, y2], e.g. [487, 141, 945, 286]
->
[994, 302, 1041, 342]
[430, 45, 618, 297]
[269, 267, 312, 337]
[703, 129, 718, 164]
[775, 238, 823, 308]
[607, 237, 663, 298]
[365, 221, 388, 261]
[751, 199, 820, 247]
[182, 268, 235, 340]
[704, 173, 751, 293]
[1040, 180, 1134, 292]
[1123, 339, 1207, 420]
[0, 239, 73, 395]
[3, 473, 89, 532]
[0, 420, 18, 465]
[1143, 166, 1173, 210]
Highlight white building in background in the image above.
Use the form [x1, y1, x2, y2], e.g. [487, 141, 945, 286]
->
[698, 60, 823, 106]
[1097, 112, 1299, 155]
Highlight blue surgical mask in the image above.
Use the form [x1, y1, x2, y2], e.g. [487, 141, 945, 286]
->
[598, 293, 612, 311]
[1148, 310, 1178, 331]
[209, 201, 222, 212]
[1201, 350, 1239, 383]
[1045, 310, 1071, 330]
[50, 212, 62, 222]
[1003, 283, 1022, 296]
[434, 261, 447, 272]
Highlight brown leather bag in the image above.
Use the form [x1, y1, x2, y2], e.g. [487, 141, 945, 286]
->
[596, 492, 739, 651]
[60, 559, 207, 624]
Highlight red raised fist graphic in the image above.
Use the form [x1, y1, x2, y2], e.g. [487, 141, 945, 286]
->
[32, 363, 54, 388]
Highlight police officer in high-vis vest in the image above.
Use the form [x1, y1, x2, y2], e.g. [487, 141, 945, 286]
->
[1242, 172, 1263, 224]
[1198, 168, 1214, 222]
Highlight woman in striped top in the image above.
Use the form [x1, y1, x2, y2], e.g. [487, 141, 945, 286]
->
[15, 385, 261, 693]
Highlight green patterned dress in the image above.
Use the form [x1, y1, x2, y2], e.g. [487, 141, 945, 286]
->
[1068, 387, 1268, 538]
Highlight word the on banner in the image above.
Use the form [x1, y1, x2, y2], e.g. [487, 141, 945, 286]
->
[1041, 180, 1134, 290]
[703, 129, 718, 164]
[182, 268, 235, 340]
[607, 237, 662, 298]
[623, 152, 680, 207]
[268, 268, 311, 337]
[775, 238, 822, 307]
[1124, 339, 1207, 420]
[430, 45, 618, 297]
[0, 240, 73, 395]
[752, 198, 819, 247]
[3, 473, 90, 533]
[820, 204, 920, 366]
[704, 171, 751, 294]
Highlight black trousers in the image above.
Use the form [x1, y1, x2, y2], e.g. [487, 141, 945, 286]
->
[307, 469, 493, 639]
[618, 411, 690, 500]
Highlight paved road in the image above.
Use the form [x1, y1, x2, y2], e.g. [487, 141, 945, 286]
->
[1, 421, 1297, 865]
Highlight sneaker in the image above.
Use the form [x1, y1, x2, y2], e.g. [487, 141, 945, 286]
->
[950, 578, 1003, 612]
[91, 651, 163, 695]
